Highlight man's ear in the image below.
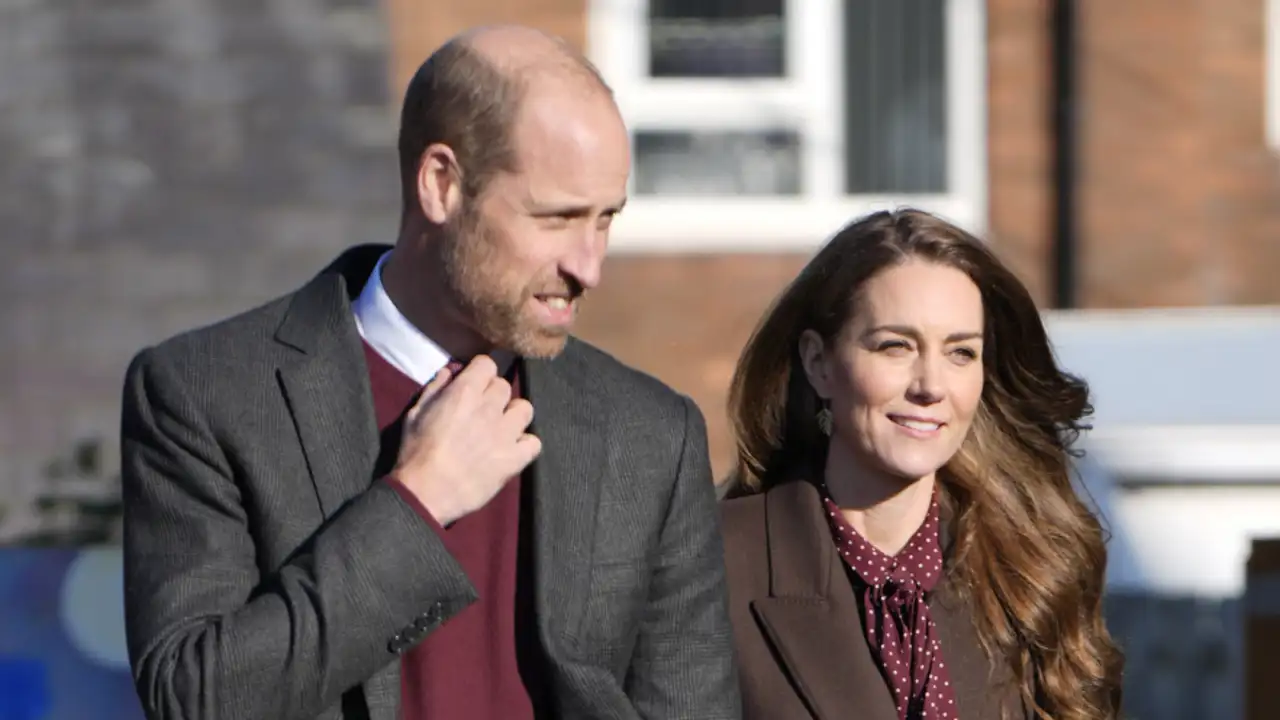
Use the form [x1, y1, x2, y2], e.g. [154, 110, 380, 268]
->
[798, 329, 833, 400]
[417, 143, 464, 224]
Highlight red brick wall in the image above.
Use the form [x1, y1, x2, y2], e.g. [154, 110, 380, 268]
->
[383, 0, 589, 98]
[378, 0, 1280, 477]
[987, 0, 1055, 307]
[988, 0, 1280, 309]
[1078, 0, 1280, 307]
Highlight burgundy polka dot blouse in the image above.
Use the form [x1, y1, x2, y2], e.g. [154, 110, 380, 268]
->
[821, 487, 958, 720]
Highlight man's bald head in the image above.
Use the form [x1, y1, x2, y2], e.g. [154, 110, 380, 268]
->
[396, 25, 614, 218]
[463, 25, 609, 85]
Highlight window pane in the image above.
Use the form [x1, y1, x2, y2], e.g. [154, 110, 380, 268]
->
[843, 0, 947, 193]
[633, 130, 802, 196]
[648, 0, 786, 78]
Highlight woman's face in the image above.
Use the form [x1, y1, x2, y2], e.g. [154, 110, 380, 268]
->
[800, 259, 986, 484]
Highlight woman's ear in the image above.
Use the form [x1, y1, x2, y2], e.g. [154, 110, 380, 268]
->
[798, 329, 833, 400]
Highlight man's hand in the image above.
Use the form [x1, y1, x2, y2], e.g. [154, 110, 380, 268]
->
[393, 355, 541, 526]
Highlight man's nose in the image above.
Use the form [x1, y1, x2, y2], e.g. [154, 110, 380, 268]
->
[561, 225, 607, 291]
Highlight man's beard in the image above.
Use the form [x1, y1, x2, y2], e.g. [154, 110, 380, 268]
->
[439, 205, 575, 359]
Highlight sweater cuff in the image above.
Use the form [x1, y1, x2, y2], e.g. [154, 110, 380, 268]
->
[384, 476, 448, 532]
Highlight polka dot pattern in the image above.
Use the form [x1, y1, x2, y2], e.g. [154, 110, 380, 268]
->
[821, 488, 957, 720]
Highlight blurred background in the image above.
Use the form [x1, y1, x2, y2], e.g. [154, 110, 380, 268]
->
[1, 0, 1279, 717]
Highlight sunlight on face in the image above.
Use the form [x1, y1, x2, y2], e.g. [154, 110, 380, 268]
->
[807, 259, 986, 483]
[442, 82, 630, 358]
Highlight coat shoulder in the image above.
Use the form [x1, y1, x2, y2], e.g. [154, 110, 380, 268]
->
[124, 288, 302, 409]
[137, 244, 382, 375]
[561, 336, 692, 422]
[144, 292, 296, 368]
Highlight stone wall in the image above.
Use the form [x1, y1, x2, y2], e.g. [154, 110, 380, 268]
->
[0, 0, 400, 538]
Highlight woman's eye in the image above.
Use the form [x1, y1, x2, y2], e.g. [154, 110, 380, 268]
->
[878, 340, 912, 354]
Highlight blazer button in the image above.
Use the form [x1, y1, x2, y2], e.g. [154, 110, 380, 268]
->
[417, 602, 444, 628]
[387, 633, 408, 655]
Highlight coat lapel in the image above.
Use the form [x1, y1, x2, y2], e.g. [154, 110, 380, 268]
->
[932, 500, 1027, 719]
[749, 481, 899, 720]
[521, 342, 607, 651]
[272, 244, 400, 720]
[276, 346, 379, 519]
[274, 247, 384, 517]
[930, 586, 1027, 720]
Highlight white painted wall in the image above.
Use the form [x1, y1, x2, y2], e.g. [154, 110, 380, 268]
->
[1106, 484, 1280, 597]
[1045, 307, 1280, 598]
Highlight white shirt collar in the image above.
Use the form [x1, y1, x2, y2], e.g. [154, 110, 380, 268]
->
[352, 250, 515, 384]
[352, 250, 452, 385]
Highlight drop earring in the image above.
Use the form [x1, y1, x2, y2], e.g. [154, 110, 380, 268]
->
[816, 403, 833, 436]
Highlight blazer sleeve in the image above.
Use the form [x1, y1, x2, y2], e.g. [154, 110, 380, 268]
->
[623, 395, 742, 719]
[120, 347, 476, 720]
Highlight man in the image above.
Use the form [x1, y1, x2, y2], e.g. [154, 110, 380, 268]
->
[120, 25, 740, 720]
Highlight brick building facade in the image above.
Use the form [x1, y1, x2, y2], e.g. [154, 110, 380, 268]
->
[2, 0, 1279, 528]
[383, 0, 1280, 476]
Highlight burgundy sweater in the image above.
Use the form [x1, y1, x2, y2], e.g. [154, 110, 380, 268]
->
[363, 341, 546, 719]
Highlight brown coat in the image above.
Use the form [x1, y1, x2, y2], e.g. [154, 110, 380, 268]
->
[721, 479, 1030, 720]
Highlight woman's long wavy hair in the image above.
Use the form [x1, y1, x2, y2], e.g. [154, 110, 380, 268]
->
[726, 209, 1123, 720]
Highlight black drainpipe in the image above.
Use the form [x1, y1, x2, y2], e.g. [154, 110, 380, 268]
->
[1050, 0, 1077, 309]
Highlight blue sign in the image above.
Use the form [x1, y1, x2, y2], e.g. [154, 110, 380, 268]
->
[0, 657, 49, 720]
[0, 548, 141, 719]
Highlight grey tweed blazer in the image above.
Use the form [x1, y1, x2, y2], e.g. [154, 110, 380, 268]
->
[119, 244, 741, 720]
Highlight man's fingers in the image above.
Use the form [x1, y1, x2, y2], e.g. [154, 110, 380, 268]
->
[407, 365, 454, 419]
[513, 433, 543, 466]
[456, 355, 499, 384]
[500, 398, 535, 434]
[483, 377, 514, 409]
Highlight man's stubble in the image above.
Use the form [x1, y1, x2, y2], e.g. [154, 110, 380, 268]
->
[439, 202, 574, 360]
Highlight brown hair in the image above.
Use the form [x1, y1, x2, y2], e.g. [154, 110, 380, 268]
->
[396, 32, 612, 217]
[727, 208, 1124, 720]
[396, 42, 522, 215]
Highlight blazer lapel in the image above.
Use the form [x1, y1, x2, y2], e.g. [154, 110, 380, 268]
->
[274, 252, 382, 518]
[930, 586, 1026, 720]
[521, 343, 607, 651]
[749, 481, 899, 720]
[273, 245, 400, 720]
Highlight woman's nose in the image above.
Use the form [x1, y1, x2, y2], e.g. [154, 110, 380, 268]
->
[907, 355, 944, 404]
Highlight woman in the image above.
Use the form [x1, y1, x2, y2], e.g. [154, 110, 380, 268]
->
[721, 209, 1123, 720]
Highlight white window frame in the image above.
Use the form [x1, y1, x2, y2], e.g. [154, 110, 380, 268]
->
[588, 0, 988, 253]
